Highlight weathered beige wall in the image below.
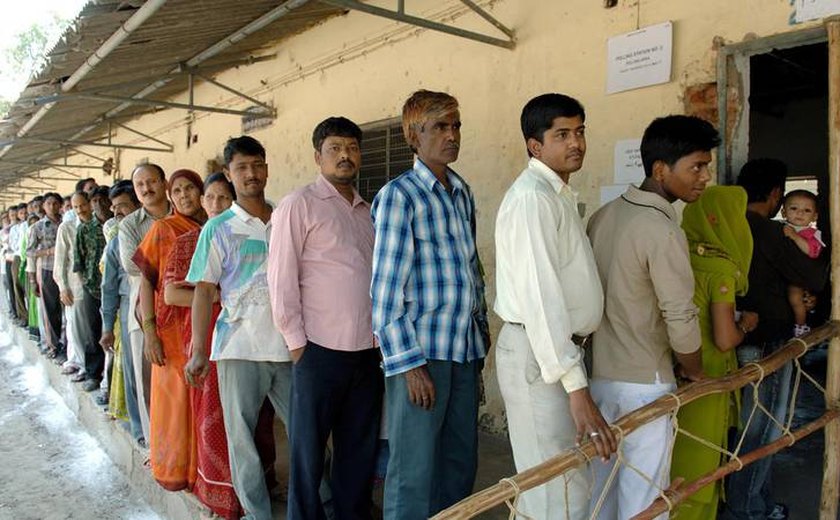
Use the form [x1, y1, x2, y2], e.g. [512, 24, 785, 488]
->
[39, 0, 826, 434]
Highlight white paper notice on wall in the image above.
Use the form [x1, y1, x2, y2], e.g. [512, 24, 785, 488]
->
[600, 184, 628, 206]
[793, 0, 840, 22]
[606, 21, 673, 95]
[614, 138, 644, 184]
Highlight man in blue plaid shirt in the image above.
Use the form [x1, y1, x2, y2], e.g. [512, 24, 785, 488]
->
[371, 89, 490, 520]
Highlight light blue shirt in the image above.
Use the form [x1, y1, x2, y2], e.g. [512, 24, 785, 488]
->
[100, 234, 128, 333]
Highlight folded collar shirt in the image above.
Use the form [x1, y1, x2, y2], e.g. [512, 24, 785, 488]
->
[53, 219, 82, 295]
[26, 216, 60, 271]
[371, 159, 488, 377]
[74, 218, 106, 298]
[587, 184, 700, 384]
[118, 205, 170, 279]
[8, 222, 24, 256]
[187, 202, 289, 362]
[268, 174, 375, 351]
[494, 158, 603, 392]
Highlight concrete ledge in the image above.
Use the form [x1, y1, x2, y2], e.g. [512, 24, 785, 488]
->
[5, 315, 516, 520]
[6, 319, 218, 520]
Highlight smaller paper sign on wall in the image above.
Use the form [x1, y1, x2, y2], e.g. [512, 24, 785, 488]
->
[600, 184, 628, 206]
[614, 138, 644, 184]
[607, 21, 673, 94]
[793, 0, 840, 23]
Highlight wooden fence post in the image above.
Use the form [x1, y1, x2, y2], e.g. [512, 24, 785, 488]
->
[820, 15, 840, 520]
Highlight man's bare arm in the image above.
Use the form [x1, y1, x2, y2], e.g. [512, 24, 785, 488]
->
[675, 349, 704, 381]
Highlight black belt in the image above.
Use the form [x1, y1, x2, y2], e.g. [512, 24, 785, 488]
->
[505, 322, 590, 348]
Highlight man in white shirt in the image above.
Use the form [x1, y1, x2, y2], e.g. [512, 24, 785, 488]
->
[10, 204, 28, 324]
[54, 204, 86, 376]
[5, 206, 21, 324]
[494, 93, 617, 518]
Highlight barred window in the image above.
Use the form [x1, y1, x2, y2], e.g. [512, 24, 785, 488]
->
[357, 119, 414, 203]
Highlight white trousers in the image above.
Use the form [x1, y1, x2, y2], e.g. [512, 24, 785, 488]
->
[496, 323, 589, 520]
[588, 379, 675, 520]
[100, 351, 113, 392]
[63, 304, 85, 373]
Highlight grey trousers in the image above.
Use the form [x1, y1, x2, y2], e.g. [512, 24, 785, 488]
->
[383, 359, 481, 520]
[218, 359, 292, 520]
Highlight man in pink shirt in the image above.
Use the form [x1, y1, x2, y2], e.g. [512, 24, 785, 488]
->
[268, 116, 382, 520]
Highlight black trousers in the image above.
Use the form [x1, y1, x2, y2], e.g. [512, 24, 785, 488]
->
[5, 261, 16, 319]
[80, 287, 104, 380]
[40, 268, 63, 352]
[10, 257, 26, 320]
[288, 342, 383, 520]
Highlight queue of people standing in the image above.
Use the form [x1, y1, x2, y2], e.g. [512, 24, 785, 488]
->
[0, 88, 828, 520]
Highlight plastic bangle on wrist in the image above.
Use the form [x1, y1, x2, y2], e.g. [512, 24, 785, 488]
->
[142, 316, 156, 331]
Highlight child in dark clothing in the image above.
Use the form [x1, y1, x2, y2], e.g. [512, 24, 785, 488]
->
[780, 189, 824, 337]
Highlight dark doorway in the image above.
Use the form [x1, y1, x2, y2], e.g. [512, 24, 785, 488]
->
[748, 42, 829, 231]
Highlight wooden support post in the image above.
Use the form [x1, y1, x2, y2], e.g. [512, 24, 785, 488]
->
[821, 15, 840, 520]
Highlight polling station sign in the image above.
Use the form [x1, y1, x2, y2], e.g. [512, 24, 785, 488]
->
[607, 21, 673, 95]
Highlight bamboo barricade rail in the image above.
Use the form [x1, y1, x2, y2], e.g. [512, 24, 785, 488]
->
[432, 322, 840, 520]
[632, 410, 840, 519]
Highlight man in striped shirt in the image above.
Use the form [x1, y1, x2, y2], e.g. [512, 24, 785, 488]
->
[371, 90, 489, 520]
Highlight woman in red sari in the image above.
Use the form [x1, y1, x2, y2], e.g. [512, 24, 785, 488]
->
[166, 173, 276, 519]
[134, 169, 207, 491]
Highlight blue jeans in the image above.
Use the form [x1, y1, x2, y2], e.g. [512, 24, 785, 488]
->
[383, 359, 481, 520]
[118, 297, 143, 442]
[723, 341, 792, 520]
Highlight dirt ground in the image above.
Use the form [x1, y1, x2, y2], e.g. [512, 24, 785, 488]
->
[0, 330, 160, 520]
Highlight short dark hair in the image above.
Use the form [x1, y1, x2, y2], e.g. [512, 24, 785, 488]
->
[131, 163, 166, 181]
[223, 136, 266, 165]
[109, 180, 139, 204]
[783, 189, 817, 206]
[92, 186, 110, 200]
[72, 190, 90, 202]
[43, 192, 63, 205]
[736, 158, 788, 203]
[75, 177, 96, 192]
[311, 117, 363, 151]
[204, 172, 236, 201]
[640, 115, 721, 177]
[16, 203, 26, 210]
[63, 194, 72, 202]
[32, 195, 44, 203]
[520, 93, 585, 157]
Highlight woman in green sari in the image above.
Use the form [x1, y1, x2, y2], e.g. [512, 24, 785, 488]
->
[671, 185, 757, 519]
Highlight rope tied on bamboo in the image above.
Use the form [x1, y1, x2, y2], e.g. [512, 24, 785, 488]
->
[429, 325, 839, 520]
[498, 477, 533, 520]
[669, 389, 746, 471]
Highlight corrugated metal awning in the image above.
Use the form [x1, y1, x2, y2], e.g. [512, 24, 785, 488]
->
[0, 0, 514, 197]
[0, 0, 345, 191]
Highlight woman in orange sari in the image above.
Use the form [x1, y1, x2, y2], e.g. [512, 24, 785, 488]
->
[133, 169, 207, 491]
[166, 173, 276, 519]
